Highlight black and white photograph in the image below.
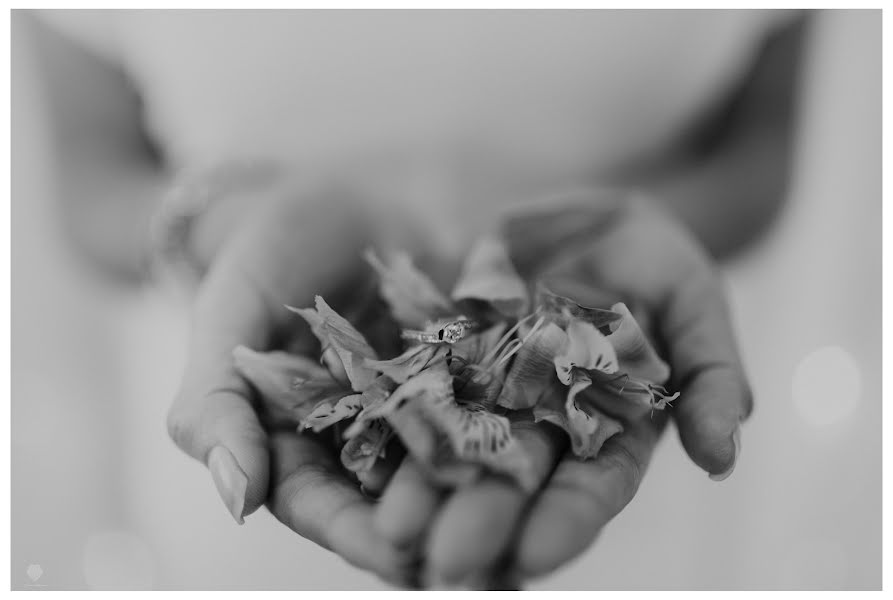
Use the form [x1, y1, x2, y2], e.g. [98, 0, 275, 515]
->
[8, 5, 886, 592]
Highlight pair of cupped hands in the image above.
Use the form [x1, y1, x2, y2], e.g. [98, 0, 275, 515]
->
[165, 180, 752, 589]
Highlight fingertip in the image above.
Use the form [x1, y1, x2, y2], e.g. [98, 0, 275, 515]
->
[168, 385, 271, 523]
[677, 409, 740, 478]
[207, 445, 248, 524]
[673, 366, 747, 477]
[374, 460, 442, 548]
[331, 501, 421, 581]
[216, 426, 271, 519]
[425, 483, 522, 584]
[208, 435, 271, 522]
[514, 490, 598, 579]
[708, 426, 741, 482]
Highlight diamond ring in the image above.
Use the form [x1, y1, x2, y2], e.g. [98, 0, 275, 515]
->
[401, 317, 478, 345]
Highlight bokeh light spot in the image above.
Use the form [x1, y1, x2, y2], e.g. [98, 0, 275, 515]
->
[792, 345, 861, 428]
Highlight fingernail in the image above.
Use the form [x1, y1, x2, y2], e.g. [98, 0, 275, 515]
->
[208, 445, 248, 524]
[709, 427, 741, 482]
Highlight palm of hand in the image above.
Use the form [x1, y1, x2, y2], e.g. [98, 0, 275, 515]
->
[365, 200, 748, 587]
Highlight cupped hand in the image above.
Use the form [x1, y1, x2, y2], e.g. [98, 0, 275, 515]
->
[372, 195, 752, 588]
[165, 182, 416, 582]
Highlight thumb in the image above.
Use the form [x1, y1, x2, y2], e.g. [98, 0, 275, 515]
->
[167, 264, 277, 523]
[167, 185, 374, 523]
[167, 365, 270, 524]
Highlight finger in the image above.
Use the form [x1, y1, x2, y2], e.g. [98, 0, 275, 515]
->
[536, 202, 751, 478]
[513, 415, 664, 580]
[168, 193, 370, 523]
[167, 256, 279, 523]
[660, 264, 752, 479]
[424, 421, 567, 586]
[268, 431, 418, 580]
[374, 458, 444, 550]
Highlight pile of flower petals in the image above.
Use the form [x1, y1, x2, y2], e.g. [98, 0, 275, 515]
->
[233, 235, 678, 491]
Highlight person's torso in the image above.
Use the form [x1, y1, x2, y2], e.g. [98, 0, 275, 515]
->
[45, 10, 788, 252]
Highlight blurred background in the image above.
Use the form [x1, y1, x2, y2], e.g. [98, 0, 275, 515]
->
[11, 9, 880, 590]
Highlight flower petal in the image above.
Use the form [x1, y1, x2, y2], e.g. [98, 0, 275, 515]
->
[364, 343, 449, 384]
[533, 375, 624, 459]
[345, 375, 399, 434]
[449, 323, 510, 408]
[364, 249, 454, 328]
[384, 406, 483, 488]
[289, 379, 353, 420]
[535, 282, 624, 331]
[607, 302, 670, 384]
[443, 404, 536, 491]
[584, 369, 680, 420]
[287, 296, 378, 391]
[497, 321, 567, 409]
[232, 345, 346, 419]
[554, 318, 619, 384]
[340, 418, 393, 473]
[450, 322, 508, 366]
[368, 362, 536, 490]
[301, 393, 365, 433]
[450, 235, 530, 317]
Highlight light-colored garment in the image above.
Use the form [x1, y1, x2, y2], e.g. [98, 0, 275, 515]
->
[42, 10, 789, 254]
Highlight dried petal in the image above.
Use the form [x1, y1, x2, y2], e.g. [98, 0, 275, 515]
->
[449, 323, 510, 407]
[301, 393, 365, 432]
[454, 373, 504, 411]
[607, 302, 670, 384]
[364, 343, 449, 384]
[497, 321, 567, 409]
[386, 407, 483, 488]
[340, 419, 393, 473]
[345, 375, 399, 434]
[369, 362, 536, 490]
[533, 375, 624, 459]
[364, 249, 454, 328]
[451, 235, 530, 317]
[287, 296, 378, 391]
[321, 347, 349, 385]
[535, 282, 624, 331]
[360, 363, 454, 421]
[554, 318, 619, 384]
[585, 369, 680, 420]
[450, 322, 508, 366]
[232, 345, 347, 420]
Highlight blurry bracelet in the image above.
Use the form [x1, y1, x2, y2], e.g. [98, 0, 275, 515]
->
[150, 159, 283, 290]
